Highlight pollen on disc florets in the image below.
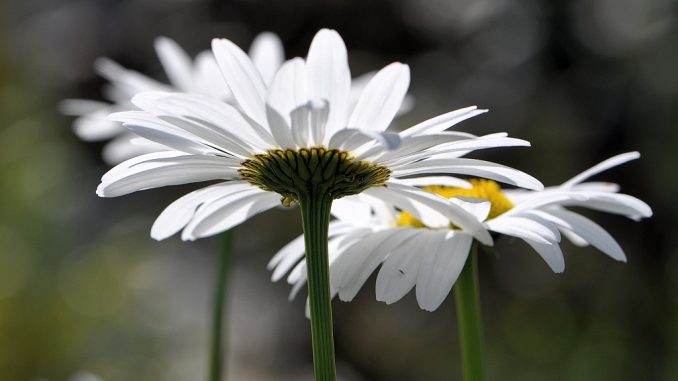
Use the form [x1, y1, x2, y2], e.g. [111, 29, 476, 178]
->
[239, 147, 391, 205]
[397, 179, 514, 228]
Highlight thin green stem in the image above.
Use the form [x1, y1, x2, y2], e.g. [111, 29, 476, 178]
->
[298, 191, 337, 381]
[454, 241, 485, 381]
[209, 230, 232, 381]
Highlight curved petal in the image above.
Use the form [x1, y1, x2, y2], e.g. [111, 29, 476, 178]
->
[182, 190, 280, 240]
[416, 230, 472, 311]
[367, 183, 493, 245]
[335, 228, 419, 302]
[376, 231, 440, 304]
[151, 182, 252, 240]
[97, 152, 240, 197]
[154, 37, 194, 92]
[486, 216, 560, 244]
[392, 158, 544, 191]
[102, 134, 166, 165]
[130, 91, 273, 150]
[211, 38, 268, 126]
[348, 62, 409, 133]
[561, 152, 640, 188]
[399, 106, 487, 137]
[389, 176, 471, 189]
[249, 32, 284, 85]
[291, 100, 329, 148]
[306, 29, 351, 136]
[545, 208, 626, 262]
[266, 58, 309, 125]
[523, 239, 565, 273]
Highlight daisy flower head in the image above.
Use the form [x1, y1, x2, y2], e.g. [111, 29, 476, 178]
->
[96, 28, 543, 243]
[270, 152, 652, 312]
[61, 33, 285, 164]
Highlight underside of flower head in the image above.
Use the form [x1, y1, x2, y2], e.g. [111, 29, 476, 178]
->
[239, 147, 391, 205]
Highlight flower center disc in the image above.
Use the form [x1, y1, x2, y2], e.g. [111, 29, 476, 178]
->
[239, 147, 391, 205]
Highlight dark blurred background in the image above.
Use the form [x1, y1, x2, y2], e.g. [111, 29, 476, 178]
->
[0, 0, 676, 380]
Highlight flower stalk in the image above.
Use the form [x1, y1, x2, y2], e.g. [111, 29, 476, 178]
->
[299, 191, 337, 381]
[209, 231, 232, 381]
[454, 241, 485, 381]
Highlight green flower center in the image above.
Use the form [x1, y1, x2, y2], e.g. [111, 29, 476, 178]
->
[239, 147, 391, 206]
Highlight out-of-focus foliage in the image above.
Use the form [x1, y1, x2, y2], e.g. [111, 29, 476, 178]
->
[0, 0, 676, 380]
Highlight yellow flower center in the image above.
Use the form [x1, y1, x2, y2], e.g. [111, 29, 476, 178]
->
[396, 179, 514, 228]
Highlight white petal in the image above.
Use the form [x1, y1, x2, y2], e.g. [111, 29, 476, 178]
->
[366, 132, 475, 163]
[327, 128, 400, 153]
[269, 234, 307, 281]
[512, 190, 652, 220]
[393, 158, 544, 191]
[348, 63, 409, 133]
[130, 91, 273, 149]
[523, 240, 565, 273]
[388, 176, 472, 189]
[448, 197, 492, 222]
[193, 51, 232, 99]
[265, 105, 296, 149]
[335, 228, 419, 302]
[561, 152, 640, 188]
[110, 111, 234, 156]
[71, 110, 126, 141]
[94, 58, 167, 95]
[182, 190, 280, 240]
[154, 37, 194, 92]
[151, 181, 251, 240]
[331, 196, 373, 226]
[376, 231, 439, 304]
[367, 183, 494, 245]
[97, 152, 240, 197]
[211, 38, 268, 126]
[486, 216, 560, 244]
[291, 100, 329, 147]
[569, 182, 620, 193]
[399, 136, 531, 163]
[266, 58, 309, 126]
[59, 99, 111, 116]
[306, 29, 351, 136]
[560, 226, 590, 246]
[416, 230, 472, 311]
[400, 106, 488, 137]
[157, 115, 255, 157]
[102, 134, 166, 165]
[248, 32, 284, 85]
[545, 208, 626, 262]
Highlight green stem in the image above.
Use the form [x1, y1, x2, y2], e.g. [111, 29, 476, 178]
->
[454, 241, 485, 381]
[298, 192, 337, 381]
[209, 230, 232, 381]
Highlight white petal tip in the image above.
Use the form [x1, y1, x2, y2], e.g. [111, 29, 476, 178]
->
[476, 232, 494, 247]
[153, 36, 171, 48]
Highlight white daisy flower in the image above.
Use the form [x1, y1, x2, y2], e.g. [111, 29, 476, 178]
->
[96, 28, 543, 244]
[61, 33, 284, 164]
[270, 152, 652, 312]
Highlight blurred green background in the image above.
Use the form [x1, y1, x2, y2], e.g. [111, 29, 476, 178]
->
[0, 0, 676, 380]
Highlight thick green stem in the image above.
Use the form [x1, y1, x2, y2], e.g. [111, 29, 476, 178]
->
[209, 231, 232, 381]
[298, 192, 336, 381]
[454, 241, 485, 381]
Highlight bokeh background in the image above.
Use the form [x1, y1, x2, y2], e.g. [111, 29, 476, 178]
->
[1, 0, 676, 380]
